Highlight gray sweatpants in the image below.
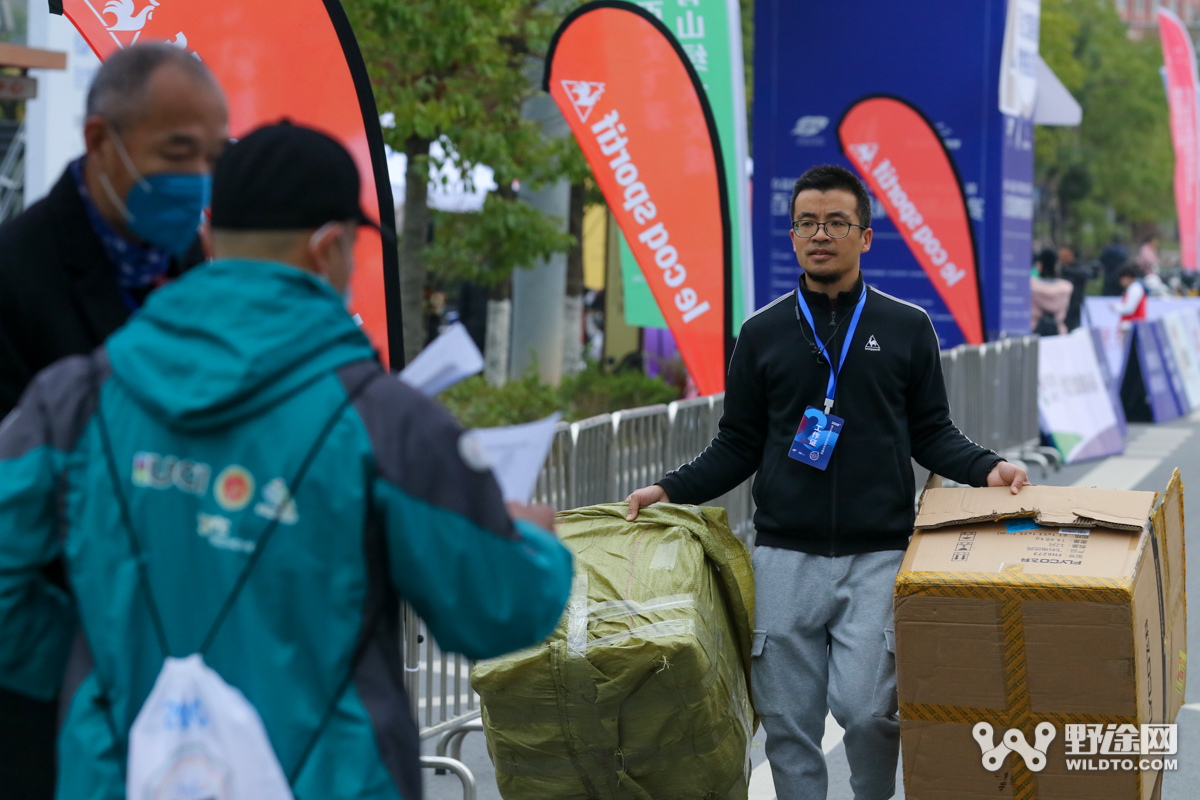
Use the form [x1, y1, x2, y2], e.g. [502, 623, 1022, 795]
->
[751, 546, 904, 800]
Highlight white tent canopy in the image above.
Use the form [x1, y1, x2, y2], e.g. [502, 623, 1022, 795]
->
[1034, 54, 1083, 127]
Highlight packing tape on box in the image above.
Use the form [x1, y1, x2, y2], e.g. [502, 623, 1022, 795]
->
[894, 570, 1134, 604]
[895, 572, 1140, 800]
[897, 472, 1186, 800]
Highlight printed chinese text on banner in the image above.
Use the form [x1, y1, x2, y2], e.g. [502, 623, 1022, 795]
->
[619, 0, 752, 334]
[839, 96, 985, 345]
[56, 0, 402, 365]
[1159, 8, 1200, 273]
[544, 1, 732, 395]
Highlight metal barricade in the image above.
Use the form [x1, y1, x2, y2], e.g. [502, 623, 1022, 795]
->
[610, 404, 670, 501]
[665, 396, 716, 472]
[940, 335, 1044, 478]
[569, 414, 615, 508]
[532, 422, 572, 510]
[404, 605, 480, 799]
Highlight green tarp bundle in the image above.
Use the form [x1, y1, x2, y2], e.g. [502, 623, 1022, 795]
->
[472, 503, 757, 800]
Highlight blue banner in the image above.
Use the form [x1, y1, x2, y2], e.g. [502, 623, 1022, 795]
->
[752, 0, 1033, 347]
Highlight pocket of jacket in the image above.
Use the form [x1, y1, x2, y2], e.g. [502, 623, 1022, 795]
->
[750, 629, 784, 717]
[870, 624, 898, 718]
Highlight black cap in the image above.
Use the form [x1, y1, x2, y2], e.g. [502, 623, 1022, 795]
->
[211, 121, 379, 231]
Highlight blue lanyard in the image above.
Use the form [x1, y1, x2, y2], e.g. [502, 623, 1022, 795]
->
[797, 286, 868, 414]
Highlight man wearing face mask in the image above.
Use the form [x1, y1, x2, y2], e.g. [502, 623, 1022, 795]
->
[0, 121, 571, 799]
[0, 42, 227, 421]
[0, 42, 226, 799]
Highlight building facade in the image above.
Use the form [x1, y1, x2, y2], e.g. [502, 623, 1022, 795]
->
[1119, 0, 1200, 29]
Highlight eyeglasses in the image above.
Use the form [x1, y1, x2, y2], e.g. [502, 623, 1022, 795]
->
[791, 220, 866, 239]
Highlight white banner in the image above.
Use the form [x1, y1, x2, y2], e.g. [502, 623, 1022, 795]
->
[1038, 329, 1123, 463]
[1161, 311, 1200, 411]
[1084, 296, 1200, 376]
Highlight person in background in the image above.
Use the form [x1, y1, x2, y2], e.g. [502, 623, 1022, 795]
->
[624, 164, 1027, 800]
[1100, 235, 1129, 296]
[1057, 245, 1090, 331]
[1136, 235, 1160, 276]
[0, 42, 227, 799]
[1031, 248, 1073, 337]
[1113, 263, 1148, 334]
[0, 122, 573, 799]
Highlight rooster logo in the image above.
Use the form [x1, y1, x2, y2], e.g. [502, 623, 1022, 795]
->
[560, 80, 606, 123]
[101, 0, 160, 32]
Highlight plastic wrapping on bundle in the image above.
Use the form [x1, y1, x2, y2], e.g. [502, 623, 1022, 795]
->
[472, 503, 757, 800]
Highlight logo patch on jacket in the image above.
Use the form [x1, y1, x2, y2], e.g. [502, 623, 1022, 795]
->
[132, 452, 211, 496]
[254, 478, 298, 525]
[214, 465, 255, 512]
[865, 335, 881, 352]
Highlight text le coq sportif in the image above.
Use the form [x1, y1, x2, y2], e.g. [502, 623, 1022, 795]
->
[591, 109, 711, 324]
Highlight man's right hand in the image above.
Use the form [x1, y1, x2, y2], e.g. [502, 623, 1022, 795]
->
[626, 485, 669, 521]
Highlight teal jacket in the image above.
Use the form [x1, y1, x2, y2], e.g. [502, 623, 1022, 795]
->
[0, 260, 573, 799]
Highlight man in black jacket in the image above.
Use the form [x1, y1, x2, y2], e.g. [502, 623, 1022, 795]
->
[627, 165, 1028, 799]
[0, 43, 227, 799]
[0, 43, 226, 419]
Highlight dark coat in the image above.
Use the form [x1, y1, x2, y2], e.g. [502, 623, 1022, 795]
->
[0, 168, 202, 419]
[0, 166, 200, 799]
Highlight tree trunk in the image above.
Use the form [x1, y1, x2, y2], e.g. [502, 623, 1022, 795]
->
[485, 277, 512, 386]
[562, 182, 586, 376]
[399, 135, 432, 366]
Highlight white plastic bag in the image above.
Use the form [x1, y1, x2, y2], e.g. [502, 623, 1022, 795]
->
[126, 654, 293, 800]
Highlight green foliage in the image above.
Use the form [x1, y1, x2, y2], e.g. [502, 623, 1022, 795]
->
[426, 193, 576, 287]
[560, 363, 682, 420]
[345, 0, 588, 285]
[1036, 0, 1174, 253]
[437, 373, 561, 429]
[437, 364, 683, 428]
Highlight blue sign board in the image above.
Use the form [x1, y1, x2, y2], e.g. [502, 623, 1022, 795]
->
[752, 0, 1033, 347]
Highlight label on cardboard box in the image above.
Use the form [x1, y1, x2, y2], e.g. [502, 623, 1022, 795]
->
[902, 520, 1143, 577]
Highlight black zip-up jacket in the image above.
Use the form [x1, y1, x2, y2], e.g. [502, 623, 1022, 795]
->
[658, 273, 1003, 555]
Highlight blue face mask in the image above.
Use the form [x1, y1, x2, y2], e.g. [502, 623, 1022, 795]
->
[99, 129, 211, 257]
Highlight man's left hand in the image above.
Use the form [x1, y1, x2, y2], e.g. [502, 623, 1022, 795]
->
[987, 461, 1030, 494]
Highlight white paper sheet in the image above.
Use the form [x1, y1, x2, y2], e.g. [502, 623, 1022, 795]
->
[470, 413, 562, 504]
[398, 322, 484, 396]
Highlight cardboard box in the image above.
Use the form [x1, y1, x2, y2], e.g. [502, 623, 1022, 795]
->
[895, 471, 1187, 800]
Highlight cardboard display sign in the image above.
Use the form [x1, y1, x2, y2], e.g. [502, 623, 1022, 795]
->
[1037, 329, 1124, 464]
[839, 96, 984, 345]
[1120, 321, 1187, 424]
[897, 475, 1187, 800]
[1159, 312, 1200, 409]
[56, 0, 402, 366]
[1084, 297, 1200, 377]
[543, 1, 732, 395]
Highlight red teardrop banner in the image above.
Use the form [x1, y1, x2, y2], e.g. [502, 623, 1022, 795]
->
[839, 96, 985, 345]
[544, 1, 732, 395]
[57, 0, 403, 366]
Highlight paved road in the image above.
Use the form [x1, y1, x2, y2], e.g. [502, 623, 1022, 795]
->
[424, 414, 1200, 800]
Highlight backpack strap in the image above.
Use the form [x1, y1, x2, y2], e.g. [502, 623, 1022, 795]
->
[91, 365, 381, 763]
[197, 367, 378, 655]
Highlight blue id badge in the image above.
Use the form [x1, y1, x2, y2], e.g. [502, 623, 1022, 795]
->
[788, 406, 844, 470]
